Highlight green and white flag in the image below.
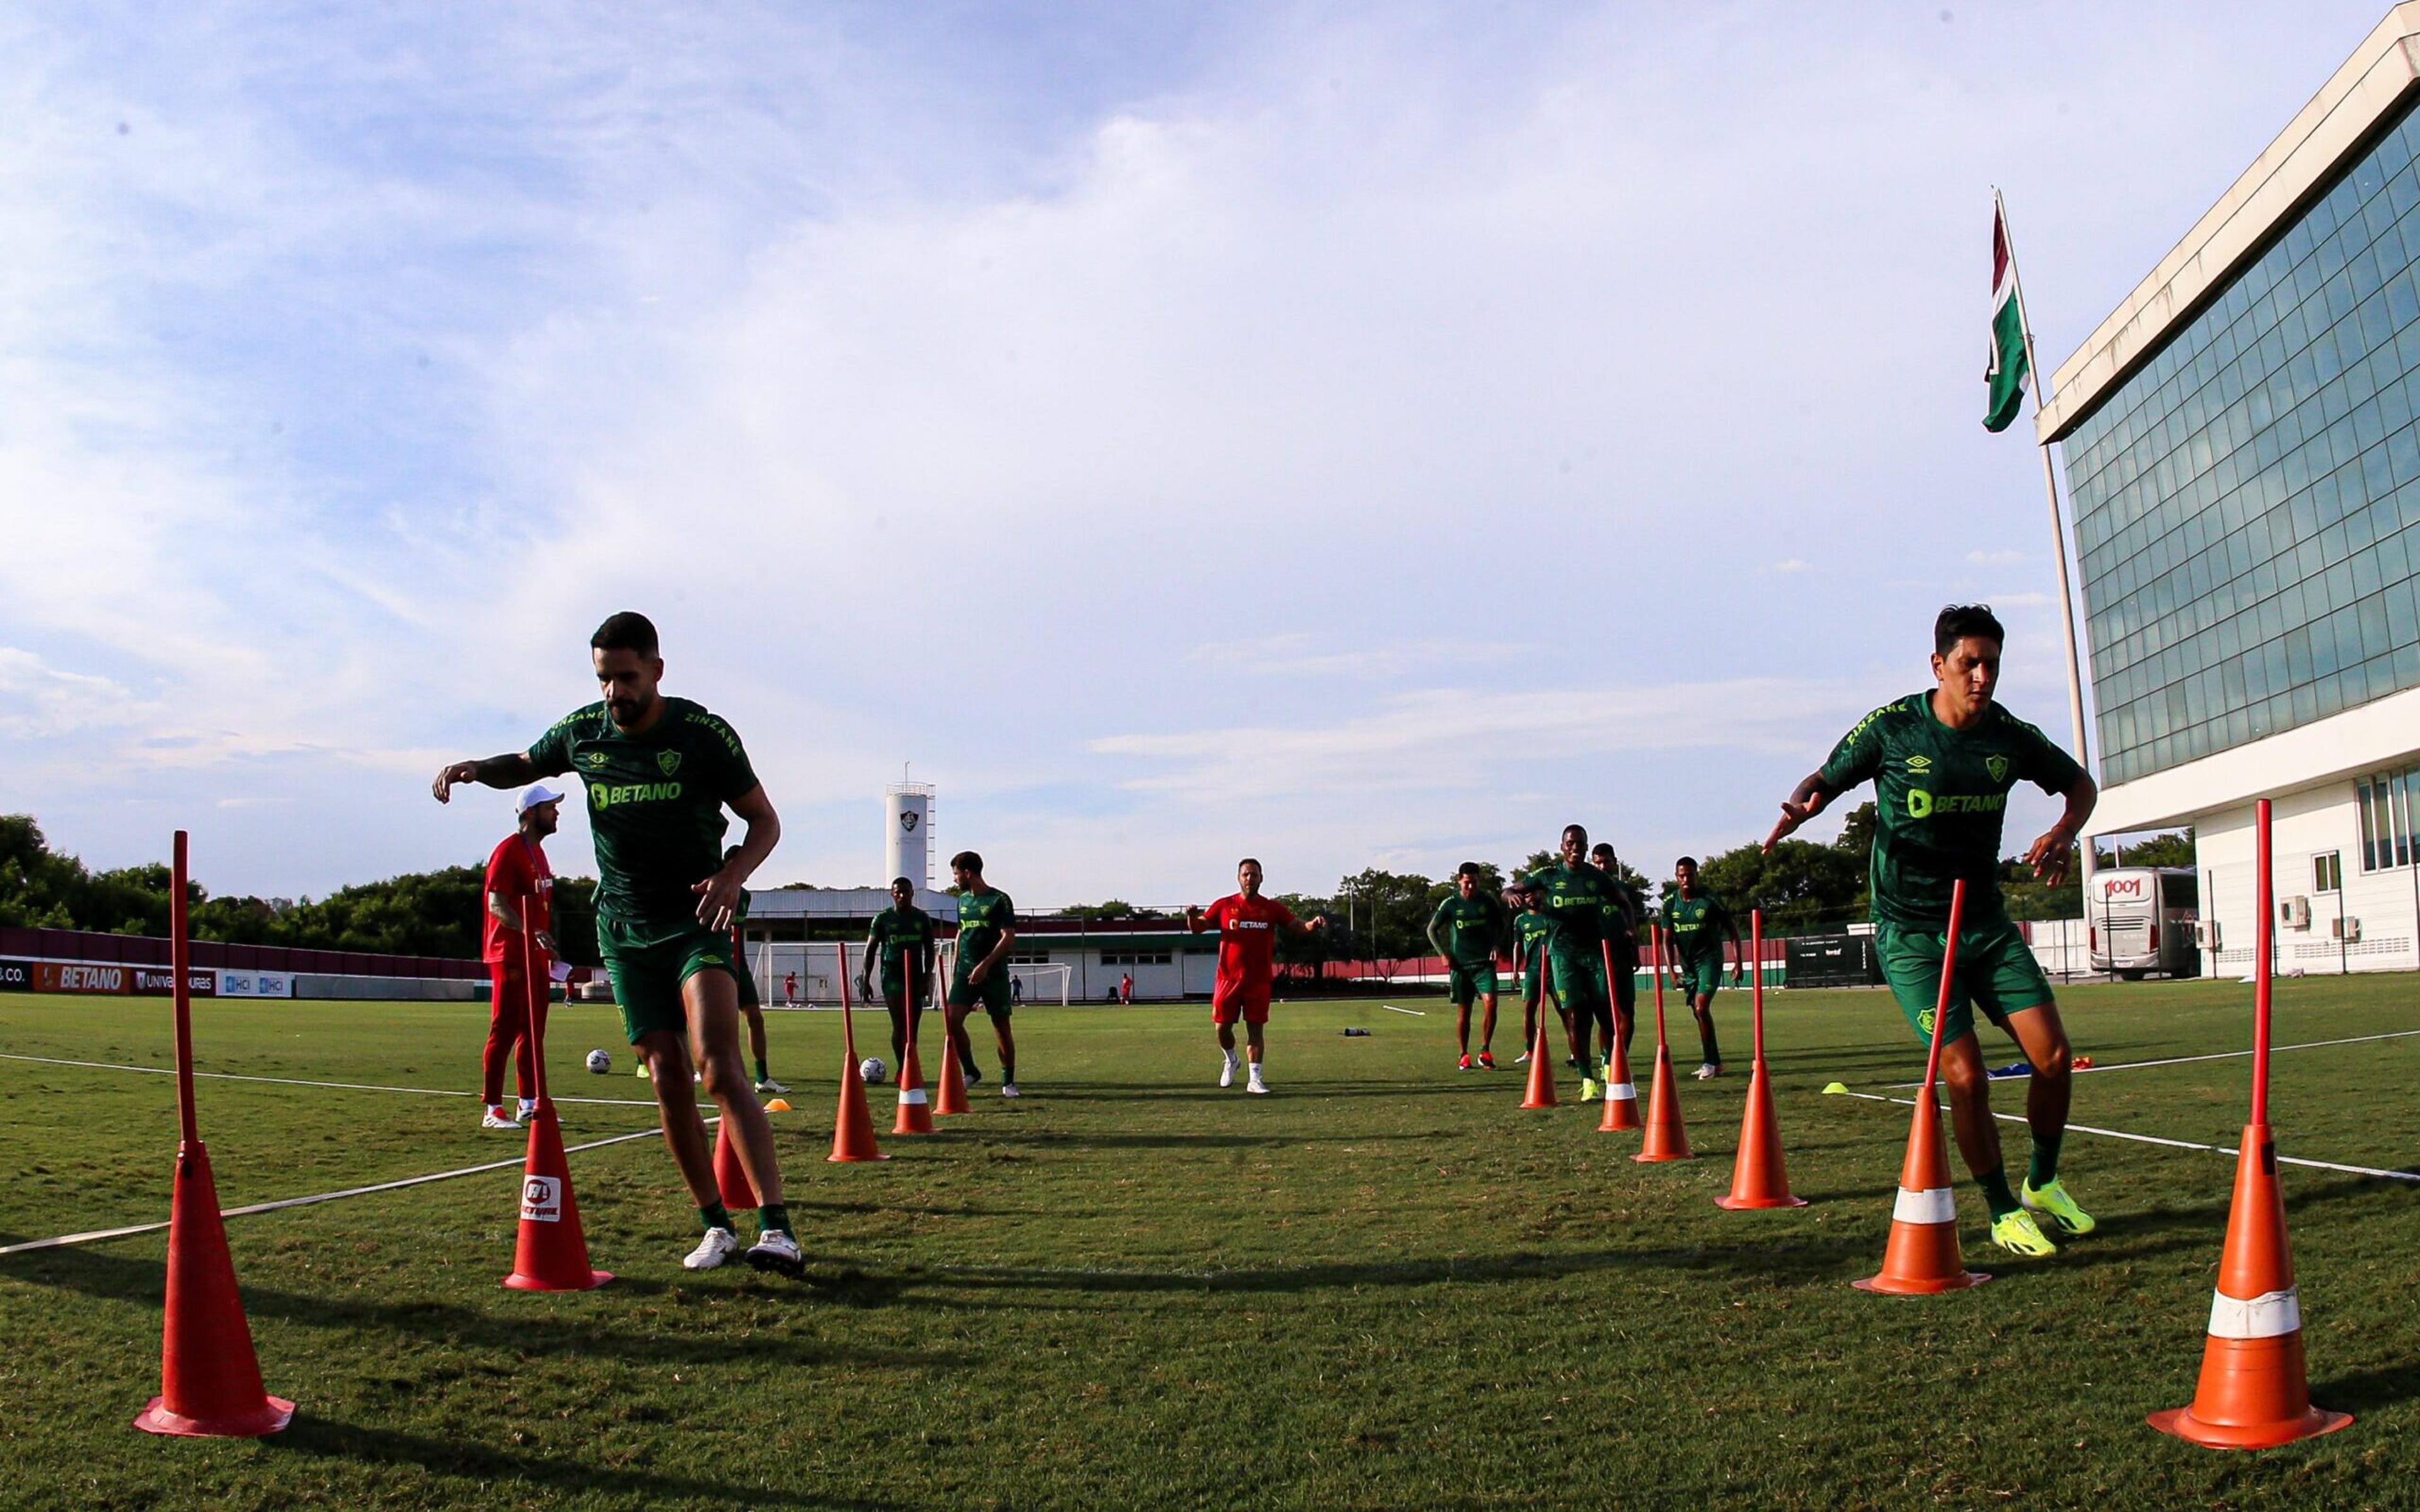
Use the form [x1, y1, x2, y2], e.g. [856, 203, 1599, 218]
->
[1985, 202, 2029, 432]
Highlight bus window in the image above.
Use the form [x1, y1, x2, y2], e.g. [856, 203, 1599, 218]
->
[2164, 871, 2199, 910]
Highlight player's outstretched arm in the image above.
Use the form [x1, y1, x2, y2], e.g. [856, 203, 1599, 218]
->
[1184, 905, 1209, 934]
[2022, 772, 2100, 885]
[432, 753, 539, 803]
[1762, 772, 1837, 852]
[694, 784, 781, 931]
[1285, 914, 1326, 940]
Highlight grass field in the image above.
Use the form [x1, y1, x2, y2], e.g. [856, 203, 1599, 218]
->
[1, 973, 2415, 1511]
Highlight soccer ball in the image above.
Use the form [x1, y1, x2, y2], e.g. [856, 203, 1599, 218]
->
[860, 1057, 888, 1085]
[585, 1048, 611, 1075]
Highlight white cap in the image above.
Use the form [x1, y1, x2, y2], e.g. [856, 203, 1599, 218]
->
[517, 782, 567, 815]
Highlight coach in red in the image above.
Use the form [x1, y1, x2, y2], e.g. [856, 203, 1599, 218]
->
[1185, 859, 1324, 1095]
[480, 782, 562, 1128]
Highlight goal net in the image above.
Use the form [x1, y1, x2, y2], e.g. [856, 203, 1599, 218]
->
[1007, 963, 1071, 1007]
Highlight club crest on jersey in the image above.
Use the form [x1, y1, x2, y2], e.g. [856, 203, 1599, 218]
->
[1986, 755, 2010, 782]
[657, 750, 683, 776]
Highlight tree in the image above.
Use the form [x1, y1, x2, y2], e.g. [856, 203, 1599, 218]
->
[1835, 801, 1878, 860]
[1695, 838, 1865, 931]
[1333, 868, 1436, 965]
[2100, 830, 2194, 869]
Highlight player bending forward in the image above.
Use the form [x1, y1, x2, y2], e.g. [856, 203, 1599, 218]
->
[1659, 856, 1743, 1080]
[1428, 862, 1509, 1070]
[1185, 859, 1324, 1093]
[945, 851, 1022, 1097]
[1765, 604, 2099, 1259]
[434, 610, 802, 1277]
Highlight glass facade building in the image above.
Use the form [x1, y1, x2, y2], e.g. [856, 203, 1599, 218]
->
[2064, 100, 2420, 786]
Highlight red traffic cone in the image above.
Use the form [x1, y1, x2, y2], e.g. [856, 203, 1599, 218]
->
[893, 1034, 936, 1135]
[1519, 1007, 1558, 1109]
[829, 1050, 887, 1162]
[502, 1104, 613, 1292]
[133, 1140, 296, 1436]
[1596, 941, 1640, 1131]
[934, 1029, 972, 1117]
[2147, 1128, 2352, 1446]
[713, 1120, 759, 1210]
[1715, 1062, 1804, 1208]
[1853, 1084, 1987, 1293]
[1632, 1044, 1694, 1162]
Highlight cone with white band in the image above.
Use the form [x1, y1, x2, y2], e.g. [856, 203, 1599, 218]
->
[892, 1034, 936, 1136]
[1596, 939, 1640, 1133]
[1853, 1082, 1987, 1294]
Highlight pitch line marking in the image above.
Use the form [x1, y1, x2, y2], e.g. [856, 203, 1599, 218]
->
[1883, 1028, 2420, 1088]
[1381, 1005, 1427, 1017]
[0, 1051, 659, 1106]
[1830, 1089, 2418, 1184]
[0, 1124, 671, 1257]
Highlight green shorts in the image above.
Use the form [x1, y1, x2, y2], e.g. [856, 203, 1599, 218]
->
[1446, 961, 1500, 1005]
[1877, 918, 2054, 1045]
[599, 915, 738, 1044]
[1672, 956, 1723, 999]
[948, 966, 1013, 1016]
[1548, 948, 1608, 1012]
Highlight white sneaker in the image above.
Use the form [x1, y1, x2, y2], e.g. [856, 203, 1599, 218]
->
[1693, 1063, 1722, 1080]
[1218, 1052, 1238, 1089]
[1000, 1082, 1020, 1098]
[517, 1099, 538, 1120]
[683, 1227, 740, 1271]
[1247, 1072, 1269, 1095]
[745, 1228, 804, 1277]
[755, 1077, 789, 1095]
[481, 1107, 519, 1130]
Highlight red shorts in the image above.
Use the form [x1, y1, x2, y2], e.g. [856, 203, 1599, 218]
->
[1211, 988, 1270, 1026]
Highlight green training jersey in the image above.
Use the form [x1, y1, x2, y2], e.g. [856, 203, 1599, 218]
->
[1536, 861, 1618, 952]
[1818, 692, 2085, 930]
[1659, 890, 1732, 965]
[952, 886, 1017, 973]
[1599, 884, 1641, 963]
[867, 905, 937, 973]
[1428, 893, 1506, 968]
[527, 697, 760, 930]
[1512, 908, 1555, 964]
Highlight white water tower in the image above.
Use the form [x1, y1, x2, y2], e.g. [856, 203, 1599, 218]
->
[885, 781, 935, 890]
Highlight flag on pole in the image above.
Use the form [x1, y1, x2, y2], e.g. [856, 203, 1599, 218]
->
[1985, 202, 2030, 432]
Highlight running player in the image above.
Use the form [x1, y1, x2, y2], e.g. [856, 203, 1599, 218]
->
[1659, 856, 1743, 1079]
[478, 782, 563, 1128]
[1535, 826, 1624, 1099]
[723, 851, 785, 1095]
[1427, 862, 1509, 1069]
[945, 851, 1021, 1097]
[1765, 604, 2099, 1258]
[432, 610, 801, 1276]
[1589, 842, 1643, 1078]
[860, 877, 938, 1071]
[1184, 858, 1325, 1093]
[1509, 878, 1563, 1066]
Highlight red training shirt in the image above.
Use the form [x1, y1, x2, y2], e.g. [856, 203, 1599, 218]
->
[482, 833, 553, 965]
[1206, 893, 1297, 1004]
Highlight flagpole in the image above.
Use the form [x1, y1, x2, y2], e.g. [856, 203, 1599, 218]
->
[1996, 186, 2098, 907]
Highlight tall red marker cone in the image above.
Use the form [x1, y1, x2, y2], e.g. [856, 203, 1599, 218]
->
[1856, 880, 1987, 1293]
[1633, 925, 1692, 1162]
[504, 915, 611, 1291]
[1597, 939, 1639, 1131]
[829, 943, 887, 1162]
[2152, 799, 2351, 1448]
[137, 832, 297, 1437]
[933, 966, 972, 1117]
[1519, 1002, 1558, 1109]
[1717, 910, 1803, 1208]
[713, 1120, 759, 1210]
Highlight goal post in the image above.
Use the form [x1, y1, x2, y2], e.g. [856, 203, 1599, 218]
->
[1007, 963, 1071, 1007]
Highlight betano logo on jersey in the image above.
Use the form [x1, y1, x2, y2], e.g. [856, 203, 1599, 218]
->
[1905, 789, 2008, 819]
[592, 781, 684, 809]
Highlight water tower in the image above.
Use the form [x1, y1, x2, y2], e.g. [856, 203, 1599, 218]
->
[884, 781, 935, 891]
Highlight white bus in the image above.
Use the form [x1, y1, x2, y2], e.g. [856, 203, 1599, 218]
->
[2087, 866, 2201, 979]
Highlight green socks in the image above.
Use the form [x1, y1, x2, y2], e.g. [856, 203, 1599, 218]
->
[699, 1201, 734, 1234]
[1974, 1166, 2020, 1221]
[754, 1057, 769, 1082]
[2028, 1131, 2063, 1190]
[759, 1202, 792, 1239]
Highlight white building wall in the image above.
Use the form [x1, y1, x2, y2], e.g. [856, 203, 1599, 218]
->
[2192, 782, 2420, 978]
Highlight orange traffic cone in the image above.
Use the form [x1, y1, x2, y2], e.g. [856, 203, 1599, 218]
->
[1519, 1007, 1558, 1109]
[934, 1029, 972, 1117]
[829, 1051, 887, 1162]
[1716, 911, 1801, 1207]
[893, 1035, 936, 1135]
[132, 1139, 297, 1436]
[713, 1120, 759, 1210]
[1597, 941, 1640, 1132]
[1852, 1084, 1987, 1293]
[2148, 1123, 2352, 1446]
[1633, 929, 1691, 1162]
[501, 1103, 614, 1292]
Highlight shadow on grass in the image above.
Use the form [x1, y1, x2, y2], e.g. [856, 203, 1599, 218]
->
[2312, 1358, 2420, 1414]
[266, 1417, 893, 1510]
[975, 1130, 1438, 1152]
[0, 1244, 967, 1373]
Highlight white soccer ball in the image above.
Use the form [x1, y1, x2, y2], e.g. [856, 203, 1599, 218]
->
[585, 1048, 611, 1075]
[860, 1056, 889, 1085]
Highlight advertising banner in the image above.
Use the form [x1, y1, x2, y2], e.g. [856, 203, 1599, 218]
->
[131, 967, 219, 997]
[35, 961, 132, 995]
[216, 970, 294, 999]
[0, 959, 30, 992]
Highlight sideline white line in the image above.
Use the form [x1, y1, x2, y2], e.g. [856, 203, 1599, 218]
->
[1885, 1028, 2420, 1087]
[0, 1052, 659, 1106]
[1829, 1089, 2419, 1183]
[1381, 1005, 1427, 1017]
[0, 1125, 670, 1257]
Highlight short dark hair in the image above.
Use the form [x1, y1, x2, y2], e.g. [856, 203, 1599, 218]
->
[949, 850, 982, 874]
[1456, 861, 1482, 879]
[1676, 856, 1698, 871]
[592, 610, 660, 658]
[1589, 843, 1615, 861]
[1933, 604, 2005, 658]
[1238, 857, 1262, 871]
[891, 876, 914, 891]
[1562, 823, 1586, 841]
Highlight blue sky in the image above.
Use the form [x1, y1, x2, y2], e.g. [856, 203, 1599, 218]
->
[0, 1, 2394, 905]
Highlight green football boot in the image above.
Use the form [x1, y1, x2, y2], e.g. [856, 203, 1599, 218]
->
[1989, 1208, 2060, 1258]
[2020, 1177, 2097, 1236]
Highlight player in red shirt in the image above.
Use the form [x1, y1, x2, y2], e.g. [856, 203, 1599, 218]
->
[480, 783, 563, 1128]
[1184, 858, 1325, 1094]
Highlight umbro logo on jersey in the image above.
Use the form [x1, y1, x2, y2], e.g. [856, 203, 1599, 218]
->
[581, 752, 609, 770]
[1904, 755, 1932, 772]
